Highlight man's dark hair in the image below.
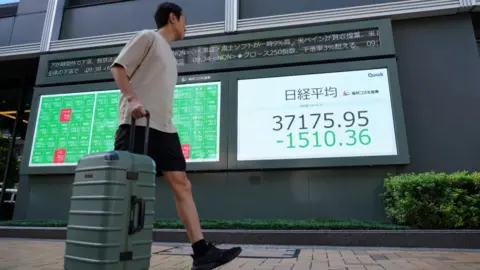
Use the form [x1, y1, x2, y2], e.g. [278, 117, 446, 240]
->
[154, 2, 183, 29]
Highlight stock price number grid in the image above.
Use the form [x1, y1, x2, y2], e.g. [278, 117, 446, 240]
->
[273, 111, 370, 149]
[236, 68, 399, 162]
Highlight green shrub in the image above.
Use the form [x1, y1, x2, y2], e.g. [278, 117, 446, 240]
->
[382, 171, 480, 229]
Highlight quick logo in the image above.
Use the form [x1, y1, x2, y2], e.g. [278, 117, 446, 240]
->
[368, 72, 384, 78]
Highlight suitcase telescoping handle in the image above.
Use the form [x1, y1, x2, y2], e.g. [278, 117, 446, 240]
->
[129, 110, 151, 155]
[127, 110, 149, 235]
[129, 196, 146, 235]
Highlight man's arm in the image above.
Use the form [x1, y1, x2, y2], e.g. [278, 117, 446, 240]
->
[110, 31, 151, 118]
[111, 64, 137, 102]
[111, 64, 145, 118]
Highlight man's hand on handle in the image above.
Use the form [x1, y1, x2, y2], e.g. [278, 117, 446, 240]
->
[128, 96, 147, 119]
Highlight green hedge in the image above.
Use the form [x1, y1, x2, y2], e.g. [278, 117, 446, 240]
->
[382, 171, 480, 229]
[0, 219, 407, 230]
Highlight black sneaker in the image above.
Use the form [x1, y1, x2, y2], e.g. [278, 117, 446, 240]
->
[191, 242, 242, 270]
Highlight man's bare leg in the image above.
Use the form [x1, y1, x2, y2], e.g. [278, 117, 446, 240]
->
[163, 171, 203, 243]
[162, 170, 241, 270]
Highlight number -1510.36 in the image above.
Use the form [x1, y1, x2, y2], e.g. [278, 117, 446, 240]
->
[278, 129, 371, 149]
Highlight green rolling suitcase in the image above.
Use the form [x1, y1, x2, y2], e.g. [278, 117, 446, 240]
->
[64, 112, 156, 270]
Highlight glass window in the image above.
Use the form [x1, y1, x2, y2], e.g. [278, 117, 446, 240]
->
[66, 0, 127, 8]
[0, 0, 18, 18]
[473, 13, 480, 56]
[0, 57, 35, 221]
[0, 0, 19, 5]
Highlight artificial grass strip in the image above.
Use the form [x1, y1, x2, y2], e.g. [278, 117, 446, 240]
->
[0, 219, 408, 230]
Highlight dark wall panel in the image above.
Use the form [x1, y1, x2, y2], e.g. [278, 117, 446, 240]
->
[25, 176, 73, 220]
[238, 0, 412, 19]
[306, 168, 388, 220]
[17, 0, 49, 15]
[21, 167, 392, 221]
[148, 167, 393, 221]
[9, 13, 45, 45]
[239, 0, 373, 19]
[392, 14, 480, 173]
[156, 173, 233, 219]
[60, 0, 224, 39]
[0, 17, 14, 46]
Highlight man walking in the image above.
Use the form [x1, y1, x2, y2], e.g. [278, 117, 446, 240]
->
[110, 2, 242, 270]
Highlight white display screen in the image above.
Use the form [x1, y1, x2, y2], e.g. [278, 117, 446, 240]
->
[236, 68, 398, 161]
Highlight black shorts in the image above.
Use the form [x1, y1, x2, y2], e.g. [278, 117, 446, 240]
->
[114, 124, 186, 174]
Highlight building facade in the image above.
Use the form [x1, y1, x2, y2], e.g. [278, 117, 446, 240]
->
[1, 0, 479, 222]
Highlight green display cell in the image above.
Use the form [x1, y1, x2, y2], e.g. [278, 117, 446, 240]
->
[40, 102, 51, 111]
[38, 112, 53, 122]
[193, 120, 205, 127]
[46, 140, 56, 148]
[205, 104, 218, 114]
[205, 119, 216, 127]
[194, 91, 207, 99]
[176, 106, 193, 115]
[206, 97, 217, 105]
[190, 152, 202, 160]
[203, 134, 216, 141]
[57, 142, 67, 149]
[191, 105, 204, 113]
[34, 139, 46, 149]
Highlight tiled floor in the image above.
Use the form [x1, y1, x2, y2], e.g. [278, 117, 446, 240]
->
[0, 239, 479, 269]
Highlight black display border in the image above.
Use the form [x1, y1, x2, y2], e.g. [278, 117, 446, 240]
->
[227, 58, 410, 170]
[20, 75, 229, 175]
[36, 47, 122, 86]
[36, 18, 394, 86]
[173, 18, 394, 73]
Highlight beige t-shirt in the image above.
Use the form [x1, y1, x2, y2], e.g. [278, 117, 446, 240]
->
[112, 29, 178, 133]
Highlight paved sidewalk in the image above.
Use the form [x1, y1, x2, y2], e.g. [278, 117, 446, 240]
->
[0, 239, 479, 269]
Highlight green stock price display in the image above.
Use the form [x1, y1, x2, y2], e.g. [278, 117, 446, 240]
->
[29, 90, 119, 166]
[173, 82, 221, 162]
[236, 68, 399, 161]
[29, 82, 221, 167]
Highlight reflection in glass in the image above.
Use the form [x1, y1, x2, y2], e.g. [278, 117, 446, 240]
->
[0, 0, 19, 5]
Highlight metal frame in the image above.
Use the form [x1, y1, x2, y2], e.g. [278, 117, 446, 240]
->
[475, 0, 480, 11]
[227, 58, 410, 170]
[40, 0, 65, 52]
[0, 0, 479, 58]
[460, 0, 477, 8]
[225, 0, 238, 33]
[0, 43, 40, 59]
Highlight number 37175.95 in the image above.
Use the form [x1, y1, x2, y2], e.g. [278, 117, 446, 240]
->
[272, 111, 369, 131]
